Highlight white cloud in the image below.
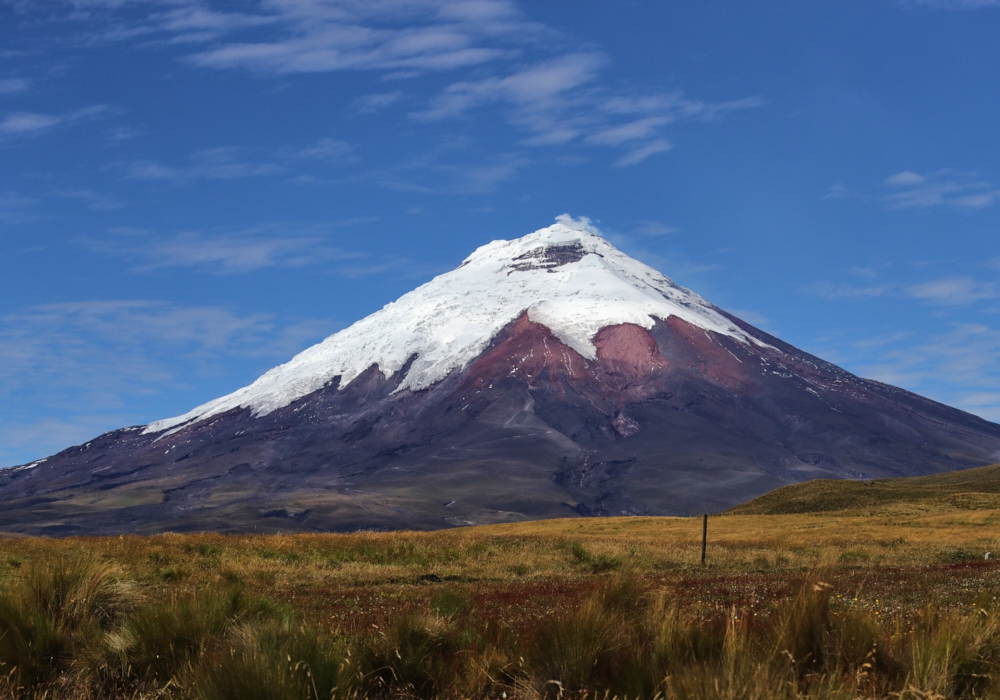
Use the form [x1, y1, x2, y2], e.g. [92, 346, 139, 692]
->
[0, 78, 30, 94]
[379, 153, 529, 194]
[807, 280, 893, 299]
[0, 104, 109, 136]
[899, 0, 1000, 8]
[53, 188, 124, 211]
[633, 220, 677, 237]
[281, 137, 354, 161]
[882, 169, 1000, 210]
[0, 112, 60, 134]
[419, 55, 757, 162]
[89, 226, 365, 273]
[918, 323, 1000, 387]
[615, 139, 672, 167]
[352, 90, 405, 113]
[586, 117, 671, 146]
[153, 5, 278, 41]
[0, 190, 37, 223]
[452, 155, 528, 193]
[180, 0, 537, 74]
[885, 171, 925, 186]
[126, 146, 283, 182]
[0, 417, 124, 469]
[830, 170, 1000, 211]
[107, 125, 143, 141]
[848, 266, 880, 279]
[906, 277, 998, 305]
[823, 183, 862, 200]
[859, 322, 1000, 419]
[0, 298, 341, 465]
[18, 2, 761, 169]
[418, 53, 604, 122]
[809, 268, 1000, 308]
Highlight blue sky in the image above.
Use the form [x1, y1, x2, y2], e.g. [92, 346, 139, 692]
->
[2, 0, 1000, 468]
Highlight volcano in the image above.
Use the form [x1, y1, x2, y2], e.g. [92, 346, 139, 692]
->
[4, 216, 1000, 535]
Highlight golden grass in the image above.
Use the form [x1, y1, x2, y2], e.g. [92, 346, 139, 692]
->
[0, 503, 997, 630]
[3, 498, 1000, 698]
[1, 505, 998, 591]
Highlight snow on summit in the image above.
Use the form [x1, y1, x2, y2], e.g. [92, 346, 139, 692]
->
[144, 215, 760, 435]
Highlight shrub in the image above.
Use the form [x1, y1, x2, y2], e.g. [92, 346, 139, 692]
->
[937, 549, 979, 564]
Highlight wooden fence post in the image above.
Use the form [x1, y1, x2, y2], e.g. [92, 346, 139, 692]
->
[701, 513, 708, 566]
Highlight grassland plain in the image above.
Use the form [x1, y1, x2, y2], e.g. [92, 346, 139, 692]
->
[4, 466, 1000, 698]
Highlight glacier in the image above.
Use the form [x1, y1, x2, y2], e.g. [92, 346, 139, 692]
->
[144, 215, 763, 435]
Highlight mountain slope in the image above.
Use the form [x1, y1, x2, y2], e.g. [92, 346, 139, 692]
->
[3, 217, 1000, 535]
[726, 462, 1000, 515]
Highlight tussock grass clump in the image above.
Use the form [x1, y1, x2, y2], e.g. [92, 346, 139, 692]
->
[905, 606, 1000, 699]
[0, 556, 133, 690]
[193, 617, 347, 700]
[108, 586, 274, 683]
[354, 610, 466, 697]
[529, 594, 630, 695]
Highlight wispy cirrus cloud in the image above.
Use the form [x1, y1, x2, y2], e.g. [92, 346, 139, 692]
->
[417, 53, 761, 163]
[21, 1, 761, 169]
[106, 125, 143, 142]
[0, 416, 125, 469]
[883, 170, 1000, 210]
[906, 277, 998, 305]
[856, 322, 1000, 421]
[52, 188, 124, 211]
[352, 90, 405, 113]
[0, 190, 37, 223]
[826, 169, 1000, 211]
[87, 225, 367, 273]
[152, 5, 279, 43]
[279, 137, 355, 162]
[807, 280, 894, 299]
[0, 300, 338, 412]
[633, 220, 678, 237]
[125, 146, 283, 182]
[586, 117, 671, 147]
[366, 146, 529, 194]
[823, 183, 863, 200]
[183, 0, 541, 74]
[124, 140, 357, 184]
[0, 78, 30, 94]
[0, 104, 109, 136]
[899, 0, 1000, 8]
[0, 298, 340, 466]
[417, 53, 604, 124]
[615, 140, 672, 167]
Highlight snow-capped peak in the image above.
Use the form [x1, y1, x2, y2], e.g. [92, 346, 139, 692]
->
[144, 215, 761, 435]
